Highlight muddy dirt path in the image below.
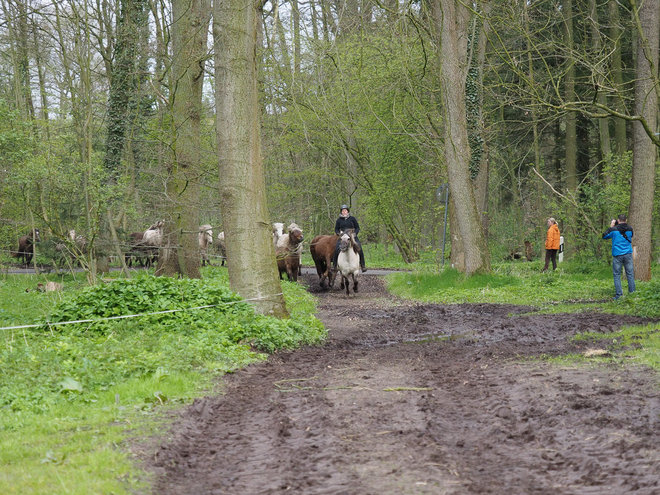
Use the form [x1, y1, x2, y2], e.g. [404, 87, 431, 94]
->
[146, 274, 660, 494]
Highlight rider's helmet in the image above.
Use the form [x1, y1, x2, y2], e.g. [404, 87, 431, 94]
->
[340, 204, 350, 212]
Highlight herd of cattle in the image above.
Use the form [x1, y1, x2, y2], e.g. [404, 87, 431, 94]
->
[124, 220, 305, 278]
[9, 222, 360, 292]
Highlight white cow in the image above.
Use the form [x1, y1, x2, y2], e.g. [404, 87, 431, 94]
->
[142, 221, 164, 267]
[272, 223, 285, 247]
[199, 224, 213, 266]
[216, 231, 226, 266]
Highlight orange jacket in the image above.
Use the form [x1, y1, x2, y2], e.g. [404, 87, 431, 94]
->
[545, 223, 560, 250]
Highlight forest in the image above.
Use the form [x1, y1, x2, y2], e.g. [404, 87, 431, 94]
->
[1, 0, 659, 289]
[5, 0, 660, 491]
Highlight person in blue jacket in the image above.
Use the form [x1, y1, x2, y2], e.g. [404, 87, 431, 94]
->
[602, 214, 635, 300]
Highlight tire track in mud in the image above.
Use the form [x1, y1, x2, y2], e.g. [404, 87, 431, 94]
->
[144, 274, 660, 494]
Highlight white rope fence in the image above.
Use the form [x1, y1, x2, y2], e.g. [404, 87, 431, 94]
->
[0, 292, 284, 332]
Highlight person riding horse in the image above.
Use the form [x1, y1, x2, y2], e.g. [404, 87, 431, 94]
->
[332, 205, 367, 273]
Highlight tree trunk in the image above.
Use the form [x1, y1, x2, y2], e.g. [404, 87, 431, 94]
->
[629, 0, 659, 281]
[157, 0, 210, 278]
[292, 0, 301, 75]
[32, 18, 50, 135]
[448, 196, 465, 270]
[523, 0, 543, 228]
[104, 0, 147, 178]
[213, 0, 289, 317]
[471, 9, 491, 237]
[589, 0, 611, 159]
[275, 2, 292, 73]
[609, 0, 627, 156]
[433, 0, 490, 275]
[310, 0, 319, 41]
[562, 0, 576, 191]
[1, 0, 32, 121]
[562, 0, 577, 253]
[321, 0, 332, 39]
[337, 0, 360, 36]
[102, 0, 147, 279]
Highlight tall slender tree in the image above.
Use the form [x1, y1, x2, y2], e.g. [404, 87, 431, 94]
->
[432, 0, 490, 274]
[157, 0, 211, 278]
[102, 0, 148, 277]
[589, 0, 611, 160]
[0, 0, 34, 121]
[562, 0, 577, 194]
[104, 0, 147, 178]
[562, 0, 577, 253]
[609, 0, 627, 156]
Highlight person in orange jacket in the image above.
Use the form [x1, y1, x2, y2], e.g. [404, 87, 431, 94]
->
[542, 218, 560, 272]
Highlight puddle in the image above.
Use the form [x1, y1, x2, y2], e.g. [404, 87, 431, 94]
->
[361, 332, 475, 348]
[406, 332, 475, 344]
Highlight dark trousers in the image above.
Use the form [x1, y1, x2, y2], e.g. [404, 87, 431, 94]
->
[332, 237, 365, 268]
[543, 249, 557, 271]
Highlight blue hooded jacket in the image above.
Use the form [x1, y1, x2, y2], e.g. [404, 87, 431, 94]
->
[603, 223, 633, 256]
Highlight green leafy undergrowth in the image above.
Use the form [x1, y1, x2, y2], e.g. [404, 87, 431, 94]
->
[47, 270, 324, 349]
[0, 269, 324, 494]
[617, 278, 660, 318]
[2, 271, 324, 414]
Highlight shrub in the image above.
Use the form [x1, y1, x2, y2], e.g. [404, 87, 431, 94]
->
[0, 273, 325, 414]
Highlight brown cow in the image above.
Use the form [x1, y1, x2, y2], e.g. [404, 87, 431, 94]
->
[276, 227, 304, 282]
[12, 228, 41, 266]
[310, 234, 339, 288]
[277, 223, 304, 277]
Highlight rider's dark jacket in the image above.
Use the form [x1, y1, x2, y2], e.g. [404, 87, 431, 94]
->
[335, 216, 360, 236]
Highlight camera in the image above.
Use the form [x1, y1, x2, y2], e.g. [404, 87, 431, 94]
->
[613, 219, 619, 225]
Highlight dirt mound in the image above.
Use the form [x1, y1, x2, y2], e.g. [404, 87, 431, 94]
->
[143, 273, 660, 494]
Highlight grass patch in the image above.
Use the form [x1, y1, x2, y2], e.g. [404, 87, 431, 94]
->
[361, 243, 441, 270]
[599, 323, 660, 371]
[387, 263, 607, 305]
[385, 260, 660, 314]
[541, 322, 660, 371]
[388, 269, 520, 301]
[0, 267, 325, 494]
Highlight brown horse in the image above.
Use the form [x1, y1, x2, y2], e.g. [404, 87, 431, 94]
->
[310, 234, 339, 288]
